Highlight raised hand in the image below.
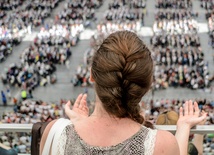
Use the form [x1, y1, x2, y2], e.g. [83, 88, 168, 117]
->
[177, 100, 207, 129]
[65, 94, 89, 122]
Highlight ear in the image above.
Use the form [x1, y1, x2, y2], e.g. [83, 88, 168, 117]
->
[90, 69, 95, 82]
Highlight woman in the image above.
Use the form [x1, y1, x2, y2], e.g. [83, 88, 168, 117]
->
[40, 31, 206, 155]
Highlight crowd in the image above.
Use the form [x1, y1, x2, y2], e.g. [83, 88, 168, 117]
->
[153, 19, 198, 34]
[155, 9, 198, 21]
[15, 0, 62, 27]
[153, 63, 212, 90]
[35, 24, 82, 47]
[104, 0, 146, 27]
[0, 0, 63, 62]
[96, 21, 141, 34]
[72, 0, 146, 86]
[1, 41, 60, 89]
[151, 0, 214, 90]
[142, 98, 214, 154]
[0, 97, 96, 154]
[155, 0, 193, 9]
[105, 1, 145, 21]
[200, 0, 214, 10]
[1, 97, 214, 154]
[153, 0, 197, 35]
[201, 0, 214, 48]
[56, 0, 103, 26]
[0, 99, 65, 154]
[0, 0, 24, 10]
[151, 33, 201, 48]
[0, 10, 30, 62]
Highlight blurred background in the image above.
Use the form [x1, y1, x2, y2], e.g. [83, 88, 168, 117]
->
[0, 0, 214, 154]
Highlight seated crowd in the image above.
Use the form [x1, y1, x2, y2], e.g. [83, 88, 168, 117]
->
[16, 0, 62, 27]
[153, 19, 198, 34]
[0, 0, 63, 62]
[105, 0, 145, 21]
[153, 63, 211, 89]
[200, 0, 214, 10]
[0, 99, 65, 154]
[35, 24, 82, 47]
[152, 0, 214, 90]
[154, 0, 197, 35]
[0, 0, 24, 10]
[104, 0, 145, 29]
[207, 12, 214, 48]
[97, 21, 141, 34]
[0, 10, 30, 62]
[202, 2, 214, 48]
[56, 0, 103, 26]
[0, 41, 63, 89]
[1, 21, 89, 92]
[155, 9, 198, 21]
[155, 0, 192, 9]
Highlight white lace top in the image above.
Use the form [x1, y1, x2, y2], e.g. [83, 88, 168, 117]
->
[57, 123, 157, 155]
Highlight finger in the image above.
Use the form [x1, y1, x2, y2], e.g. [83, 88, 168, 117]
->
[193, 102, 200, 116]
[179, 107, 183, 118]
[79, 94, 88, 109]
[73, 94, 83, 108]
[200, 110, 204, 116]
[189, 100, 193, 115]
[184, 101, 189, 116]
[83, 106, 89, 114]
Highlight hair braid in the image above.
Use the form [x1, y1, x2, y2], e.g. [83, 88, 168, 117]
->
[91, 31, 153, 125]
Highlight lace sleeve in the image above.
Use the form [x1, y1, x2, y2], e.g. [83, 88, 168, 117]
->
[57, 124, 72, 155]
[144, 129, 157, 155]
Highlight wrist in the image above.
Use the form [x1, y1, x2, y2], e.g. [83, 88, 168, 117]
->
[176, 123, 191, 130]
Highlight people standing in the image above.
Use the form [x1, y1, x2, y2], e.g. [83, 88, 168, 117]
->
[1, 90, 7, 106]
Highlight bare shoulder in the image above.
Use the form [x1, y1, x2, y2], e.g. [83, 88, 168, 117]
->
[40, 119, 57, 155]
[153, 130, 180, 155]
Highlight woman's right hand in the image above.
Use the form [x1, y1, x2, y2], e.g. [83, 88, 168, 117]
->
[177, 100, 207, 129]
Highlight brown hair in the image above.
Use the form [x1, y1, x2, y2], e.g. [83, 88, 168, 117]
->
[91, 31, 153, 124]
[156, 111, 179, 125]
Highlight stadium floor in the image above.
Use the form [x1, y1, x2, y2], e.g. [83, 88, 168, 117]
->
[0, 0, 213, 110]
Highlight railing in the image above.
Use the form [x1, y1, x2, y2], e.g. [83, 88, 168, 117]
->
[0, 124, 214, 134]
[0, 124, 213, 155]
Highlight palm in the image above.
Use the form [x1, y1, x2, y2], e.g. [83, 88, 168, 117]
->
[65, 94, 89, 122]
[177, 101, 207, 128]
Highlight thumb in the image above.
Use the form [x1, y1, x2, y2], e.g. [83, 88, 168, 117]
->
[197, 114, 207, 124]
[65, 101, 71, 112]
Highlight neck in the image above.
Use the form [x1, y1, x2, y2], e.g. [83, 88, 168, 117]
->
[90, 95, 138, 125]
[90, 97, 112, 119]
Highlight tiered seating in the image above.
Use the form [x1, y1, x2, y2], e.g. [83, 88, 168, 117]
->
[151, 0, 213, 90]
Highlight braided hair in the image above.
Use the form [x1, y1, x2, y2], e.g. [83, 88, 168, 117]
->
[91, 31, 153, 124]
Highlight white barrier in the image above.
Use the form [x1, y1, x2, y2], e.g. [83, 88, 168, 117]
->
[0, 124, 214, 134]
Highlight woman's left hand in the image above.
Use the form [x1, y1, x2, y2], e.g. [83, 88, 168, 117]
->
[65, 94, 89, 122]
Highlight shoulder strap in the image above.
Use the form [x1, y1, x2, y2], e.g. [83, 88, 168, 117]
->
[31, 121, 50, 155]
[144, 128, 157, 155]
[51, 119, 71, 155]
[42, 118, 71, 155]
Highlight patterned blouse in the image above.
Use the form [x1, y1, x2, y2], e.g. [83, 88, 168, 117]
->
[57, 123, 157, 155]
